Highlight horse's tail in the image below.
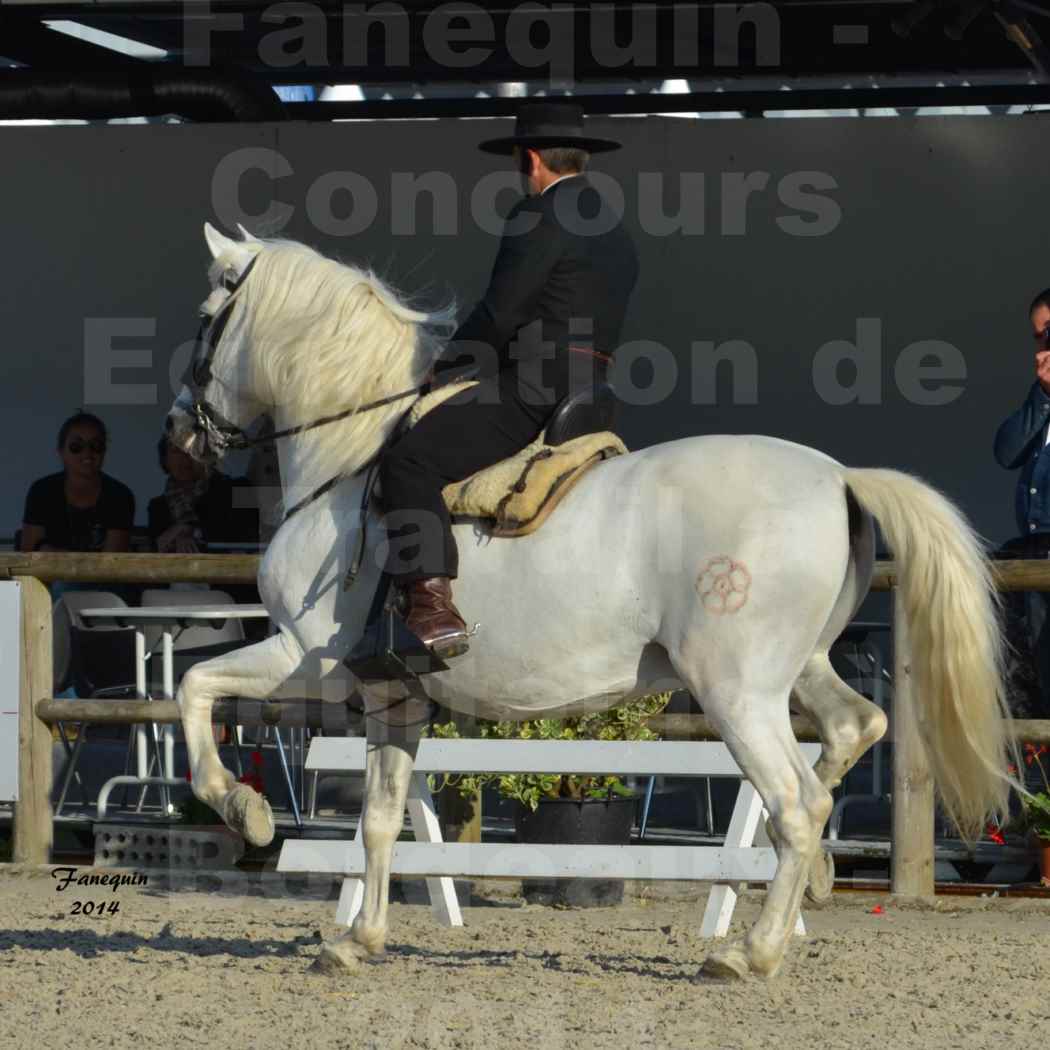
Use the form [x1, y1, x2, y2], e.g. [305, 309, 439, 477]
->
[844, 468, 1018, 841]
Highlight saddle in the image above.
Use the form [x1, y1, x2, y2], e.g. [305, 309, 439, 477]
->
[407, 380, 627, 536]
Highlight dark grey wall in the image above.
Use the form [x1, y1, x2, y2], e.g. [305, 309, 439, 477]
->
[1, 114, 1042, 545]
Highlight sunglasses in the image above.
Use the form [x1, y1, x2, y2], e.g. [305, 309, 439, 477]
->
[67, 439, 106, 455]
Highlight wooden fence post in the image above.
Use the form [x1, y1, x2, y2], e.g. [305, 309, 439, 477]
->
[890, 585, 935, 897]
[13, 577, 53, 865]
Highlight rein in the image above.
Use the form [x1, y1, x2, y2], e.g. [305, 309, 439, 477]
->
[253, 388, 423, 449]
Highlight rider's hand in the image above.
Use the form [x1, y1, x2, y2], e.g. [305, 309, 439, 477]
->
[1037, 350, 1050, 396]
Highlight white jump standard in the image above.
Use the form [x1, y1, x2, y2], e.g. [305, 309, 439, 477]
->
[278, 737, 821, 937]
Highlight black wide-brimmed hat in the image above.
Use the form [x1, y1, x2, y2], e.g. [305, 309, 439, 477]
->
[478, 101, 621, 155]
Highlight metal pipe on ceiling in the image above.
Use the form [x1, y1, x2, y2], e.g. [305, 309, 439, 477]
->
[0, 69, 286, 121]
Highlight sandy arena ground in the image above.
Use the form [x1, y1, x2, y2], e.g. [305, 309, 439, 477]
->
[0, 864, 1047, 1050]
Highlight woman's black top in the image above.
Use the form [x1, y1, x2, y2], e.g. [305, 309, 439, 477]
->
[22, 472, 135, 552]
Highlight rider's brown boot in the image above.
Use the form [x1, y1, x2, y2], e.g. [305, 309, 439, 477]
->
[403, 576, 470, 660]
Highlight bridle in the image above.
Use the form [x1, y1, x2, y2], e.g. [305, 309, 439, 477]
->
[184, 253, 426, 524]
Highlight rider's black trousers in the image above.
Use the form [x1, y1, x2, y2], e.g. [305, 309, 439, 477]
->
[379, 377, 550, 583]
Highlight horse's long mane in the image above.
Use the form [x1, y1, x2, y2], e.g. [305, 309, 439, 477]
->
[214, 237, 452, 487]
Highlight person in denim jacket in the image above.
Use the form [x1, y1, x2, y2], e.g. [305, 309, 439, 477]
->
[994, 290, 1050, 534]
[994, 288, 1050, 715]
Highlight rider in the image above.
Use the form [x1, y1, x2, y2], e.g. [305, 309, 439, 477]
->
[378, 101, 639, 659]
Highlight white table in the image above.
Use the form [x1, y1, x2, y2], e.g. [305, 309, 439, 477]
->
[79, 604, 269, 817]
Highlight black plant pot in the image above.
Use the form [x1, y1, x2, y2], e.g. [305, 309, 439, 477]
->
[513, 794, 637, 908]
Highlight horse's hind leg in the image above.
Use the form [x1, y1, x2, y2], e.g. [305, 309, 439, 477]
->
[695, 685, 832, 979]
[313, 685, 432, 975]
[791, 482, 885, 794]
[789, 653, 888, 901]
[793, 653, 888, 792]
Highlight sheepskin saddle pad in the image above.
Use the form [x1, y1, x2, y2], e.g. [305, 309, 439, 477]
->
[406, 380, 627, 537]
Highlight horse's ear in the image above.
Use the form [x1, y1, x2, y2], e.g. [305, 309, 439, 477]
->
[236, 223, 258, 243]
[204, 222, 236, 260]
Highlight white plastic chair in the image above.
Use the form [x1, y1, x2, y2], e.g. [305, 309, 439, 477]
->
[140, 586, 245, 660]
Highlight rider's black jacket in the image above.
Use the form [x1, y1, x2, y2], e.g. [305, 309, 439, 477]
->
[434, 174, 639, 407]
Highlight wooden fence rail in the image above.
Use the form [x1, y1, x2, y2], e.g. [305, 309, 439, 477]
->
[0, 552, 260, 585]
[1, 553, 1045, 590]
[10, 554, 1050, 899]
[33, 698, 352, 729]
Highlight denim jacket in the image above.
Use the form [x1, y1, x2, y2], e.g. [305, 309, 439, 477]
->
[994, 381, 1050, 534]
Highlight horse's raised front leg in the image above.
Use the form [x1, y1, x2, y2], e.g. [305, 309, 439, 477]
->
[313, 686, 432, 975]
[788, 652, 888, 902]
[179, 631, 303, 846]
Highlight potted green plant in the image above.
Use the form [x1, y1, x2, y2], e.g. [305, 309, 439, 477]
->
[428, 692, 672, 907]
[1020, 743, 1050, 885]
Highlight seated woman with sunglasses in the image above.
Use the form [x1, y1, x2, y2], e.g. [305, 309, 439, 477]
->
[19, 412, 135, 554]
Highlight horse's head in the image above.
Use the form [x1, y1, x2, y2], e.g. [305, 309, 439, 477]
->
[169, 223, 453, 500]
[167, 222, 268, 463]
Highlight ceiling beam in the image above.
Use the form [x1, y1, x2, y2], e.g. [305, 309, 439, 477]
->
[284, 82, 1050, 119]
[0, 2, 1037, 87]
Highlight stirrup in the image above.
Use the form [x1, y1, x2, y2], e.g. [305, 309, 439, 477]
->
[345, 578, 452, 680]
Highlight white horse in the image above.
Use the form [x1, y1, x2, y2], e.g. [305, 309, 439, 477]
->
[168, 223, 1014, 980]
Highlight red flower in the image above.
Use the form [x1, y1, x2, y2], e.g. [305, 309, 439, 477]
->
[871, 905, 884, 915]
[986, 824, 1005, 845]
[250, 750, 264, 768]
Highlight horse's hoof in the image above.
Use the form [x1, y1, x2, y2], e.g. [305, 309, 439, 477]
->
[698, 945, 750, 981]
[311, 940, 364, 975]
[223, 784, 274, 847]
[805, 849, 835, 905]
